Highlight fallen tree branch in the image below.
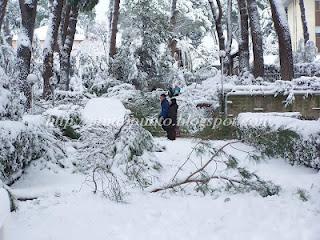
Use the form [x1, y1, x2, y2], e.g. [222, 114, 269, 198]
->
[151, 175, 244, 193]
[185, 140, 242, 181]
[152, 140, 244, 193]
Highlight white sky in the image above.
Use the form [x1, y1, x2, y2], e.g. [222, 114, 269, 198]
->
[95, 0, 110, 23]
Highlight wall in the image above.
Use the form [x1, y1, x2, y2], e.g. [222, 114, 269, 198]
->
[287, 0, 316, 51]
[226, 92, 320, 119]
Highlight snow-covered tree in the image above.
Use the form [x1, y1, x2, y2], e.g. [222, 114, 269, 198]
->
[208, 0, 225, 68]
[59, 0, 98, 90]
[109, 0, 120, 58]
[269, 0, 294, 80]
[0, 0, 8, 33]
[17, 0, 38, 110]
[247, 0, 264, 78]
[111, 0, 170, 88]
[43, 0, 64, 99]
[237, 0, 249, 74]
[299, 0, 309, 44]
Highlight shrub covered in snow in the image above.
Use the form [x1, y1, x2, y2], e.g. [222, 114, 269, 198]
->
[0, 68, 24, 121]
[77, 120, 161, 185]
[43, 97, 162, 200]
[294, 40, 317, 64]
[0, 116, 66, 184]
[237, 113, 320, 169]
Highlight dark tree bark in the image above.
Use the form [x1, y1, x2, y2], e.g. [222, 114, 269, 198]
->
[246, 0, 264, 78]
[237, 0, 250, 74]
[208, 0, 227, 71]
[58, 1, 71, 49]
[299, 0, 309, 44]
[169, 0, 178, 57]
[225, 0, 233, 75]
[43, 0, 64, 99]
[0, 0, 8, 32]
[60, 4, 79, 90]
[3, 15, 12, 46]
[269, 0, 294, 80]
[109, 0, 120, 58]
[17, 0, 38, 110]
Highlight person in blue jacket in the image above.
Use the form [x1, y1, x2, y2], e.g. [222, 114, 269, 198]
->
[159, 94, 170, 136]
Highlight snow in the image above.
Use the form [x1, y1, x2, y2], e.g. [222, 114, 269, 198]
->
[17, 29, 31, 49]
[95, 0, 110, 23]
[264, 54, 278, 65]
[81, 98, 129, 126]
[2, 138, 320, 240]
[237, 112, 320, 138]
[0, 87, 10, 116]
[0, 187, 10, 234]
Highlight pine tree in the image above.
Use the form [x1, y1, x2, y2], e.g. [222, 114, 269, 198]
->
[109, 0, 120, 58]
[17, 0, 38, 110]
[208, 0, 226, 68]
[0, 0, 8, 32]
[269, 0, 294, 80]
[247, 0, 264, 78]
[43, 0, 64, 98]
[237, 0, 249, 74]
[299, 0, 309, 44]
[60, 3, 79, 90]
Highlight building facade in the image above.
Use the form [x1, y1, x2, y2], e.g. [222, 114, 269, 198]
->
[12, 26, 85, 52]
[285, 0, 319, 51]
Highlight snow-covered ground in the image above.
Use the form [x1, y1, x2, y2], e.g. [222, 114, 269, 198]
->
[2, 138, 320, 240]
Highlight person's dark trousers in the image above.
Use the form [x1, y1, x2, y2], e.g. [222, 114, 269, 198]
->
[161, 118, 170, 138]
[167, 125, 176, 140]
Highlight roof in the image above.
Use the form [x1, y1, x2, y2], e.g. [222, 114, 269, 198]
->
[13, 26, 86, 41]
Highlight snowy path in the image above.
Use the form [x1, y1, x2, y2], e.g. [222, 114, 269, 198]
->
[2, 138, 320, 240]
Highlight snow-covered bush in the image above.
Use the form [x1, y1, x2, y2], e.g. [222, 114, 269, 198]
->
[89, 77, 122, 96]
[0, 68, 24, 121]
[77, 120, 161, 182]
[42, 97, 162, 200]
[76, 119, 162, 201]
[294, 63, 320, 78]
[76, 98, 161, 183]
[237, 113, 320, 169]
[0, 45, 16, 77]
[0, 116, 66, 184]
[294, 40, 317, 64]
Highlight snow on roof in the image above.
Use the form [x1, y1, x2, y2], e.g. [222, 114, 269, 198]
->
[13, 26, 86, 41]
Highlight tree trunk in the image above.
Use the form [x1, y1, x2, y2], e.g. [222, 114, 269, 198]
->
[299, 0, 309, 44]
[208, 0, 226, 69]
[3, 15, 12, 46]
[237, 0, 250, 74]
[225, 0, 233, 75]
[109, 0, 120, 58]
[169, 0, 178, 57]
[17, 0, 38, 110]
[58, 1, 71, 49]
[60, 4, 79, 90]
[246, 0, 264, 78]
[269, 0, 294, 80]
[43, 0, 64, 99]
[0, 0, 8, 32]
